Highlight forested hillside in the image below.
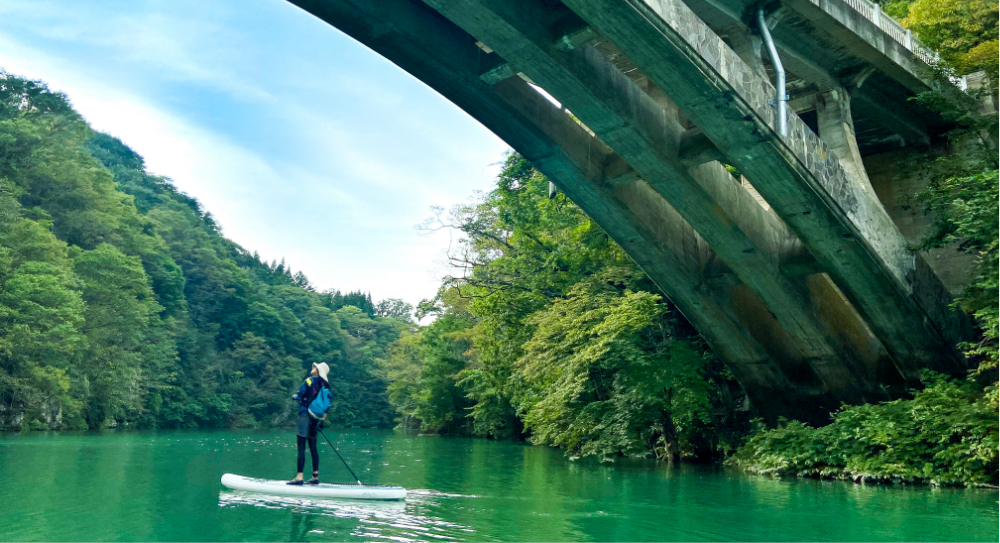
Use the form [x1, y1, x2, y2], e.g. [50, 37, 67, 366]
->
[0, 72, 404, 431]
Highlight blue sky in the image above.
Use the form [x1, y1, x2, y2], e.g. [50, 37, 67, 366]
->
[0, 0, 509, 306]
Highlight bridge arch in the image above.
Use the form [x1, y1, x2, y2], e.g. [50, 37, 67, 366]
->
[288, 0, 971, 420]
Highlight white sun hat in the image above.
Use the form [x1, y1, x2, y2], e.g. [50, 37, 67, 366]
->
[312, 362, 330, 383]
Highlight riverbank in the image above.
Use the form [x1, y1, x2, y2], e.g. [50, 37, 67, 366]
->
[727, 373, 998, 488]
[9, 371, 998, 491]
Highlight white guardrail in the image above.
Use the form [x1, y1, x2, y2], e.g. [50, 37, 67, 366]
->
[838, 0, 968, 90]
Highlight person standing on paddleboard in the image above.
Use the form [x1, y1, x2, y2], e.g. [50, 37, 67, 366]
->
[288, 362, 332, 485]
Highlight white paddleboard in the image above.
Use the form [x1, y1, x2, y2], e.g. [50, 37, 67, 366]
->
[221, 473, 406, 501]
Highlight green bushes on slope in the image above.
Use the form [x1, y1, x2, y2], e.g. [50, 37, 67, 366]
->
[727, 373, 998, 487]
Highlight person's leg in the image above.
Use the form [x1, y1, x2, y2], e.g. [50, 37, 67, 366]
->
[308, 437, 320, 482]
[290, 412, 310, 484]
[292, 436, 306, 481]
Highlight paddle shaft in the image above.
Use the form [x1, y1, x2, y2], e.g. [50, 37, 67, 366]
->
[317, 427, 364, 486]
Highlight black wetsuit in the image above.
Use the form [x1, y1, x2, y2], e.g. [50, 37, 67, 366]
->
[293, 376, 326, 474]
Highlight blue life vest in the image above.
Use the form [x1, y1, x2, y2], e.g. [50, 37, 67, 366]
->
[308, 385, 332, 420]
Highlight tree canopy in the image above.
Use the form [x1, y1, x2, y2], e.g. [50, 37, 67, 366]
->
[380, 154, 748, 461]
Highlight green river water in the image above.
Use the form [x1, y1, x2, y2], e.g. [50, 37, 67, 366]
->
[0, 429, 996, 542]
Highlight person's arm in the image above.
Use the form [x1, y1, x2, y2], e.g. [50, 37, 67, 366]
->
[292, 379, 308, 401]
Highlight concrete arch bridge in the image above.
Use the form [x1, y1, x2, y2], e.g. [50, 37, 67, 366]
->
[287, 0, 983, 421]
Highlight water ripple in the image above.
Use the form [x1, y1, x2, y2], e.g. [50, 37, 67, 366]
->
[218, 491, 475, 542]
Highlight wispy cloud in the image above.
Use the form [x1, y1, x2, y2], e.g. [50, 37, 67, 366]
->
[1, 0, 275, 102]
[0, 0, 509, 304]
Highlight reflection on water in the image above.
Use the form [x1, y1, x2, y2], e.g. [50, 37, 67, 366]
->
[218, 490, 475, 542]
[0, 429, 996, 542]
[218, 491, 407, 516]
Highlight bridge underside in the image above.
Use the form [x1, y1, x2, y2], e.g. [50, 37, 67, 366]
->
[289, 0, 971, 421]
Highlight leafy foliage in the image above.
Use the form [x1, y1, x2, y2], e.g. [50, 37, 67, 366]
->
[384, 154, 748, 460]
[728, 372, 998, 487]
[878, 0, 997, 84]
[374, 298, 414, 322]
[517, 280, 711, 460]
[918, 169, 998, 372]
[0, 71, 398, 431]
[906, 0, 997, 81]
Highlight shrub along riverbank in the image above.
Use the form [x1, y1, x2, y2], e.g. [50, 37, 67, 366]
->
[728, 373, 997, 487]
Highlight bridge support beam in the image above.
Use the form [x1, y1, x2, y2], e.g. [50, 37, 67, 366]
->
[816, 87, 878, 200]
[489, 67, 832, 419]
[288, 0, 863, 420]
[421, 0, 888, 403]
[559, 0, 969, 382]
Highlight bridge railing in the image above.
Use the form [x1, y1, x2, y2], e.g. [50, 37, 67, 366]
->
[831, 0, 968, 90]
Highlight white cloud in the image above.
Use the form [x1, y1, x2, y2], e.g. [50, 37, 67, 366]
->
[0, 0, 274, 102]
[0, 0, 510, 305]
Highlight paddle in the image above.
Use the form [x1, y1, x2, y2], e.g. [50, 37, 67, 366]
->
[317, 428, 364, 486]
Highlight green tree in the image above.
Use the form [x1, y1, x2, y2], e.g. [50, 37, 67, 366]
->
[375, 298, 414, 322]
[0, 182, 87, 429]
[385, 154, 745, 459]
[213, 333, 301, 428]
[517, 278, 709, 461]
[72, 243, 171, 427]
[381, 330, 424, 429]
[414, 310, 475, 434]
[904, 0, 998, 81]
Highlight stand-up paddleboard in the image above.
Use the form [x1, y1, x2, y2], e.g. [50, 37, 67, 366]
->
[221, 473, 406, 501]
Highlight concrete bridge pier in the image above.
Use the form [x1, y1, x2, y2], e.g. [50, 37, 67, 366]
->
[816, 87, 879, 200]
[560, 0, 969, 381]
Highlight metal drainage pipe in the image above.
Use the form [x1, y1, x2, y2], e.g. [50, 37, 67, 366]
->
[756, 7, 787, 137]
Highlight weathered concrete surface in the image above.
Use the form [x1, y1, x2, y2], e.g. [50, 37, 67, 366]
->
[865, 148, 978, 296]
[559, 0, 969, 384]
[816, 87, 878, 199]
[422, 0, 884, 401]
